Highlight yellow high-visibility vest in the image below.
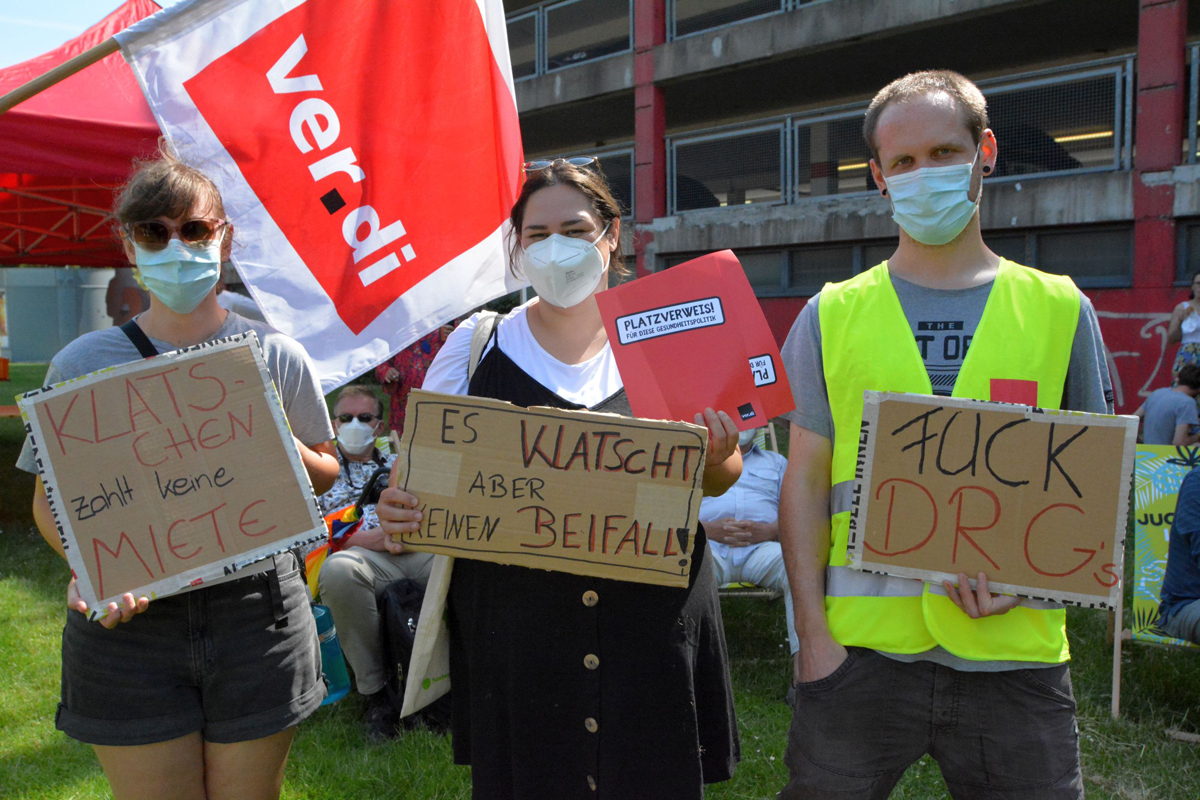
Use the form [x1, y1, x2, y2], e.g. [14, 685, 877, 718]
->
[818, 259, 1079, 662]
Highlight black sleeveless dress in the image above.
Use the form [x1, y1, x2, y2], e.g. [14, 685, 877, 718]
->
[447, 332, 740, 799]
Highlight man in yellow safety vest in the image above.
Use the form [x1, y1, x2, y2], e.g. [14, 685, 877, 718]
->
[777, 70, 1112, 799]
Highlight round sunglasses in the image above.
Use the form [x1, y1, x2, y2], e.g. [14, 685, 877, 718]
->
[522, 156, 597, 172]
[124, 218, 229, 251]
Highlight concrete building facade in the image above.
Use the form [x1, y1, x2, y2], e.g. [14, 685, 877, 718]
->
[503, 0, 1198, 413]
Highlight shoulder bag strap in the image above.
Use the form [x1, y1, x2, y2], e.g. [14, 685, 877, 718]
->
[119, 319, 160, 359]
[467, 311, 500, 382]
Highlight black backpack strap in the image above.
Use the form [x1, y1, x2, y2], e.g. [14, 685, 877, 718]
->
[120, 319, 160, 359]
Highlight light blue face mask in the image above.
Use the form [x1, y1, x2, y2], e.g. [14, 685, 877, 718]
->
[883, 150, 981, 246]
[134, 238, 222, 314]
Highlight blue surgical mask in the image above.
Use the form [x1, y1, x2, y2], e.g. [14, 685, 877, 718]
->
[883, 150, 981, 246]
[134, 238, 222, 314]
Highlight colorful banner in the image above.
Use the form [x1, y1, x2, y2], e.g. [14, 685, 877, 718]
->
[1132, 445, 1200, 646]
[115, 0, 525, 391]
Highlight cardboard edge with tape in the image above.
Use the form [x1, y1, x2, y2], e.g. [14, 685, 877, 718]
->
[17, 333, 327, 616]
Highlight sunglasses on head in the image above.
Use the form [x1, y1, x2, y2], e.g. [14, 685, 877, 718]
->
[522, 156, 597, 172]
[337, 413, 379, 424]
[124, 218, 229, 251]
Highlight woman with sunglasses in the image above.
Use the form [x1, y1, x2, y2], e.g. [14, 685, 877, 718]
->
[16, 148, 339, 800]
[378, 158, 742, 799]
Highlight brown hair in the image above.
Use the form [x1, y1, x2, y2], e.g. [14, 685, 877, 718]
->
[114, 141, 226, 227]
[1179, 364, 1200, 391]
[333, 384, 384, 420]
[508, 160, 628, 279]
[863, 70, 988, 161]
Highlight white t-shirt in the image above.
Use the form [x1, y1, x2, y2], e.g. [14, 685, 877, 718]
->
[1179, 302, 1200, 345]
[421, 300, 623, 407]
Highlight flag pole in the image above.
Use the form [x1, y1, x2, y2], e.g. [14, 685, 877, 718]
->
[0, 37, 120, 115]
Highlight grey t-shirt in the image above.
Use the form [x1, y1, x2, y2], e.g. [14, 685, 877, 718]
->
[782, 274, 1114, 444]
[780, 271, 1114, 671]
[16, 312, 335, 474]
[1141, 387, 1199, 445]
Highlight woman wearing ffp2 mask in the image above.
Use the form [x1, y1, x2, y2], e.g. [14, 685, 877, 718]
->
[378, 158, 744, 798]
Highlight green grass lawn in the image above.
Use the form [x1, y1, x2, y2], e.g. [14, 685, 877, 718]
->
[0, 375, 1198, 798]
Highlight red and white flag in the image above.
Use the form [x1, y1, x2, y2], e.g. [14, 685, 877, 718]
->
[115, 0, 525, 391]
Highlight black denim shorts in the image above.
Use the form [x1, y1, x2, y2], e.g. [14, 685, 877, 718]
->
[56, 554, 326, 746]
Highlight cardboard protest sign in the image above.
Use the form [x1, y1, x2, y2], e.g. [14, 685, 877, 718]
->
[1131, 446, 1200, 647]
[116, 0, 524, 391]
[18, 334, 325, 617]
[595, 250, 794, 430]
[393, 390, 708, 587]
[846, 392, 1137, 608]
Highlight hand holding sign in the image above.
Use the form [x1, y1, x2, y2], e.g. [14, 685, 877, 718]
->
[18, 334, 326, 617]
[942, 572, 1022, 618]
[847, 392, 1138, 608]
[67, 577, 149, 629]
[382, 390, 708, 587]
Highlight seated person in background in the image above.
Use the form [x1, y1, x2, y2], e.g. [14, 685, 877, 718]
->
[1160, 467, 1200, 644]
[699, 425, 800, 685]
[317, 385, 435, 740]
[1135, 364, 1200, 446]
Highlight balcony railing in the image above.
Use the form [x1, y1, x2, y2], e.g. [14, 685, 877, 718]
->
[667, 0, 830, 41]
[666, 57, 1136, 214]
[506, 0, 633, 81]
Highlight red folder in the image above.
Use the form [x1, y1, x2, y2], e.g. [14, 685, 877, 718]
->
[596, 250, 795, 429]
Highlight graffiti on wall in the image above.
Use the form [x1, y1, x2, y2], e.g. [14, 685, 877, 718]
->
[1097, 311, 1174, 412]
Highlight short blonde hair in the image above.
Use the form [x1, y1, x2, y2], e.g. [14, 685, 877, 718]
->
[333, 385, 384, 420]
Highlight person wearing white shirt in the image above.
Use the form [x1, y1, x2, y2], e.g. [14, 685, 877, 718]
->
[699, 426, 799, 677]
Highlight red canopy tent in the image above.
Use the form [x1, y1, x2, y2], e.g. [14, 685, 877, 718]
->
[0, 0, 162, 266]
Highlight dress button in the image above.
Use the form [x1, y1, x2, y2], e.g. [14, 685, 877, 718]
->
[587, 775, 597, 791]
[582, 590, 599, 607]
[585, 717, 599, 733]
[584, 654, 600, 670]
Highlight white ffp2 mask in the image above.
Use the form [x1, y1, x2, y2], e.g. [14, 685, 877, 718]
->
[336, 419, 376, 455]
[519, 225, 610, 308]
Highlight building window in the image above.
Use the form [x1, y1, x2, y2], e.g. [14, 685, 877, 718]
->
[789, 245, 855, 295]
[987, 73, 1121, 178]
[595, 150, 635, 218]
[739, 250, 787, 290]
[984, 234, 1028, 265]
[672, 126, 784, 211]
[660, 240, 872, 295]
[658, 225, 1131, 293]
[507, 11, 538, 80]
[667, 59, 1132, 211]
[669, 0, 786, 40]
[1034, 226, 1131, 286]
[794, 114, 876, 198]
[980, 225, 1131, 287]
[544, 0, 632, 72]
[1178, 219, 1200, 284]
